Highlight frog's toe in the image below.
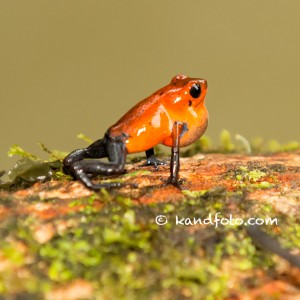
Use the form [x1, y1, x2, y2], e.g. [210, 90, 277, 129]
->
[142, 156, 167, 169]
[160, 177, 184, 189]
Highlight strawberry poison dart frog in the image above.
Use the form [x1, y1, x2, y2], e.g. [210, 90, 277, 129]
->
[63, 74, 208, 190]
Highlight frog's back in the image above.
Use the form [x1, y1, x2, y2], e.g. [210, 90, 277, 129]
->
[108, 75, 191, 138]
[110, 92, 162, 132]
[108, 89, 173, 153]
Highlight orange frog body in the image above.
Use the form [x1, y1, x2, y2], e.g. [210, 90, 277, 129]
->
[63, 74, 208, 190]
[109, 74, 208, 153]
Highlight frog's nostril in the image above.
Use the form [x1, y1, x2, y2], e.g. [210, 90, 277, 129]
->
[202, 80, 208, 89]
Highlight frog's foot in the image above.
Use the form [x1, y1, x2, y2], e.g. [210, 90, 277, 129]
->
[141, 155, 167, 169]
[161, 177, 185, 189]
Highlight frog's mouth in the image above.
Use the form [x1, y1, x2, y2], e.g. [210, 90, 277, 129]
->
[194, 96, 206, 108]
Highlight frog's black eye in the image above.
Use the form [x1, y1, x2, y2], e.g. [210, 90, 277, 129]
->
[189, 84, 201, 98]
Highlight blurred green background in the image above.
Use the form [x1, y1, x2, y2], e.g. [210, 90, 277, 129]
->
[1, 0, 299, 172]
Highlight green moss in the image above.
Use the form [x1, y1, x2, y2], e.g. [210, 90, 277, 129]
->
[265, 139, 300, 153]
[182, 190, 208, 198]
[229, 165, 275, 191]
[246, 170, 266, 182]
[279, 221, 300, 249]
[251, 181, 274, 189]
[182, 135, 212, 157]
[2, 143, 69, 190]
[268, 139, 281, 153]
[76, 133, 93, 144]
[38, 143, 67, 161]
[219, 129, 235, 153]
[8, 145, 39, 160]
[124, 170, 151, 177]
[252, 138, 300, 153]
[281, 141, 300, 151]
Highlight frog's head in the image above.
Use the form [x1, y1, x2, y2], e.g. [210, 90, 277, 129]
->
[170, 74, 208, 107]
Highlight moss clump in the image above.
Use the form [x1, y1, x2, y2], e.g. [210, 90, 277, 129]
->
[223, 163, 276, 191]
[1, 144, 68, 190]
[219, 129, 235, 153]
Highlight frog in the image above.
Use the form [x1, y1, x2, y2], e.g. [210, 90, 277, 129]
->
[63, 74, 208, 190]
